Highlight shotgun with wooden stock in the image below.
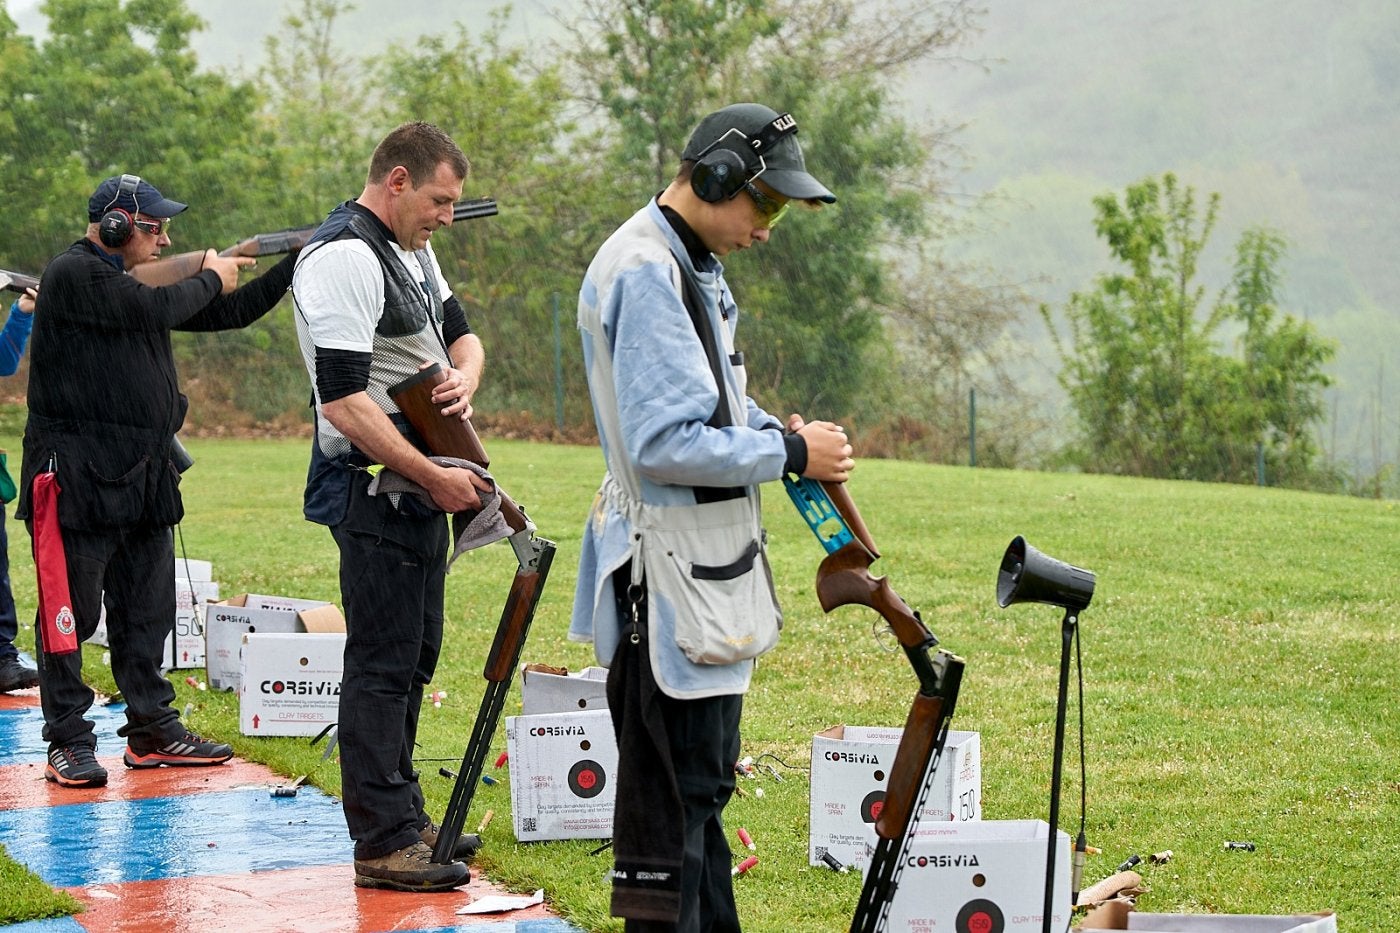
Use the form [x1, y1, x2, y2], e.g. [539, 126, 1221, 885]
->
[2, 198, 498, 295]
[0, 270, 38, 297]
[130, 196, 499, 287]
[386, 362, 556, 866]
[784, 474, 966, 933]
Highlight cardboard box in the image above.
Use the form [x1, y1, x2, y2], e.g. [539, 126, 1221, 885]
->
[520, 664, 610, 715]
[163, 607, 205, 670]
[205, 594, 345, 691]
[506, 709, 617, 841]
[1078, 902, 1337, 932]
[868, 819, 1070, 933]
[175, 578, 220, 610]
[166, 578, 220, 670]
[238, 632, 346, 737]
[173, 557, 213, 582]
[810, 725, 981, 869]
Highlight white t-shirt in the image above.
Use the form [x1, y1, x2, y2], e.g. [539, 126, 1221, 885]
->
[293, 236, 455, 456]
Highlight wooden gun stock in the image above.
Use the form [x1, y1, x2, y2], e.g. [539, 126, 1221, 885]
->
[130, 250, 209, 288]
[0, 269, 40, 296]
[815, 543, 931, 642]
[387, 363, 528, 533]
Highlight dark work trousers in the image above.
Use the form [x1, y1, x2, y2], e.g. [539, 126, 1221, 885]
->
[32, 523, 179, 750]
[610, 569, 744, 933]
[330, 470, 448, 861]
[0, 508, 19, 662]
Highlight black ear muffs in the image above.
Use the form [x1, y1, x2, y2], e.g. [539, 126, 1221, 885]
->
[689, 113, 800, 204]
[98, 208, 134, 247]
[97, 174, 143, 248]
[691, 147, 752, 203]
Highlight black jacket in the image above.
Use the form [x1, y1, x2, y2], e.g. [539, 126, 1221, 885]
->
[17, 240, 295, 530]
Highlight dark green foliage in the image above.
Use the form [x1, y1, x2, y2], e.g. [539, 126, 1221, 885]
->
[1044, 173, 1338, 488]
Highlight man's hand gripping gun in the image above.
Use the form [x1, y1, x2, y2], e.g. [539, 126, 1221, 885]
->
[388, 364, 556, 866]
[783, 476, 965, 933]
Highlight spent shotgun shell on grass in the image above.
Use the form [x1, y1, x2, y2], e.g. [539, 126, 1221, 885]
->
[737, 827, 755, 850]
[1224, 841, 1256, 851]
[732, 855, 758, 877]
[1116, 854, 1142, 872]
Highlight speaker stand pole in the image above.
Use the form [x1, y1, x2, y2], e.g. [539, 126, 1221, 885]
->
[1043, 609, 1076, 933]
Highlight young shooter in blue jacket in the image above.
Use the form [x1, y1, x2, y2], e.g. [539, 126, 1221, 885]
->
[573, 103, 854, 932]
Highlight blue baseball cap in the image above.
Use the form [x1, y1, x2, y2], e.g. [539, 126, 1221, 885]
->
[87, 175, 189, 221]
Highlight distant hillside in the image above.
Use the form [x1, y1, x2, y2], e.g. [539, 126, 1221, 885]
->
[903, 0, 1400, 478]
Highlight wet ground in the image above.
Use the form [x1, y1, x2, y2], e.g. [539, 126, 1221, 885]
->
[0, 689, 586, 932]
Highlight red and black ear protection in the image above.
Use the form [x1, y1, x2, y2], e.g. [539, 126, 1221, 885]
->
[690, 113, 798, 203]
[97, 174, 143, 248]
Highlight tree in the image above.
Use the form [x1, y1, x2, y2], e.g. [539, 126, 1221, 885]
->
[562, 0, 1021, 446]
[1043, 173, 1336, 487]
[255, 0, 374, 223]
[373, 12, 593, 425]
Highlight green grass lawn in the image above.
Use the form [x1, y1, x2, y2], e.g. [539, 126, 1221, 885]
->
[2, 435, 1395, 930]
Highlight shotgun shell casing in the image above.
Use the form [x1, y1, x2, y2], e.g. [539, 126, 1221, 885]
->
[1224, 841, 1256, 851]
[732, 855, 758, 876]
[820, 851, 847, 872]
[481, 774, 498, 786]
[737, 827, 755, 850]
[1116, 854, 1142, 872]
[494, 751, 509, 768]
[477, 809, 495, 833]
[270, 785, 298, 798]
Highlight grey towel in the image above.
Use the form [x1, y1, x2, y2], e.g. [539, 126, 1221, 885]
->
[367, 456, 512, 567]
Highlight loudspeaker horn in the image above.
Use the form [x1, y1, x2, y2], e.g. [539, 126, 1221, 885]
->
[996, 535, 1096, 612]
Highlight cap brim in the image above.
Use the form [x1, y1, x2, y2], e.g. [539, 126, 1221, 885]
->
[143, 197, 188, 218]
[759, 168, 836, 204]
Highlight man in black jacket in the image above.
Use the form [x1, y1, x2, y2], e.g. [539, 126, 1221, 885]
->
[17, 174, 296, 789]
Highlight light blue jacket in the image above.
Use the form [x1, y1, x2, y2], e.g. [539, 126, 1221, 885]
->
[571, 200, 787, 698]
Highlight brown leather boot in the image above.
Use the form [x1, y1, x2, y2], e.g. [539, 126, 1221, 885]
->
[353, 841, 469, 892]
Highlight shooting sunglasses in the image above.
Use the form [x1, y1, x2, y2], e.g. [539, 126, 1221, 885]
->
[133, 217, 171, 237]
[742, 181, 790, 228]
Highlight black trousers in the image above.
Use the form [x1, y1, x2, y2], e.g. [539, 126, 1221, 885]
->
[610, 569, 744, 933]
[32, 523, 180, 750]
[331, 471, 448, 861]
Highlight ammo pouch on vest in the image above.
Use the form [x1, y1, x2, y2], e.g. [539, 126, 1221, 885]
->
[638, 495, 781, 665]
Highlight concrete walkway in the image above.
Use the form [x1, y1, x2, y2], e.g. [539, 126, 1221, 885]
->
[0, 689, 587, 932]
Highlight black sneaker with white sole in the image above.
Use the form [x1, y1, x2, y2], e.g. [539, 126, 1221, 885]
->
[46, 744, 109, 788]
[124, 729, 233, 768]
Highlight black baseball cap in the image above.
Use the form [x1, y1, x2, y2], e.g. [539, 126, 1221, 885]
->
[682, 103, 836, 203]
[88, 175, 189, 222]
